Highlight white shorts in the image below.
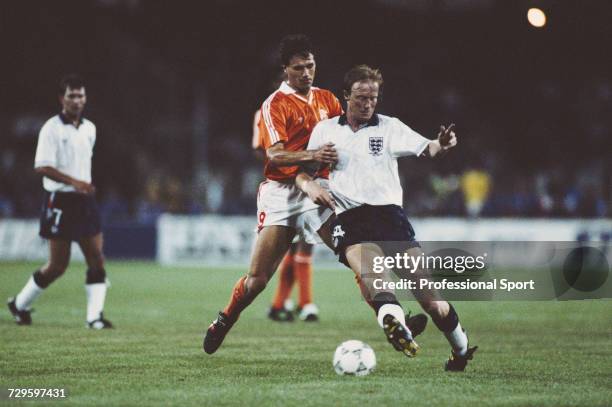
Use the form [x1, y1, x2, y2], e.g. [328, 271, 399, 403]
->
[256, 179, 333, 244]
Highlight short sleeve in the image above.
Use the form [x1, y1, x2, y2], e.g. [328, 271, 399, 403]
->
[259, 96, 288, 148]
[91, 123, 96, 149]
[252, 110, 262, 150]
[327, 92, 343, 118]
[34, 121, 57, 168]
[388, 118, 430, 158]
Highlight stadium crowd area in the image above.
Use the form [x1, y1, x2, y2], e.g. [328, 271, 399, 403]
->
[1, 0, 609, 222]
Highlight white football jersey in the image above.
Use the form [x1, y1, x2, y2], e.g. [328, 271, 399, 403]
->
[307, 114, 430, 214]
[34, 114, 96, 192]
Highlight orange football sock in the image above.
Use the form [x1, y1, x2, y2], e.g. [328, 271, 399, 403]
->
[294, 252, 313, 308]
[272, 253, 294, 309]
[222, 275, 248, 322]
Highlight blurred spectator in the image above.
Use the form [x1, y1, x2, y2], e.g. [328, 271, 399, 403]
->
[136, 177, 166, 224]
[165, 177, 186, 214]
[99, 187, 130, 224]
[460, 169, 491, 218]
[204, 172, 226, 214]
[0, 195, 14, 218]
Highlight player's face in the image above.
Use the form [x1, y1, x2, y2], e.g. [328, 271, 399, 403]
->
[60, 86, 87, 118]
[346, 80, 379, 123]
[285, 53, 316, 95]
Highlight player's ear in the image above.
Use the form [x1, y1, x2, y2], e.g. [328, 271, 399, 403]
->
[343, 90, 350, 101]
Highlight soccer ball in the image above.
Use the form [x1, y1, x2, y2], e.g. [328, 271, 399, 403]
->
[333, 340, 376, 376]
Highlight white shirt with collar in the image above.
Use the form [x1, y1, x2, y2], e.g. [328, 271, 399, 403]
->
[34, 113, 96, 192]
[307, 113, 430, 214]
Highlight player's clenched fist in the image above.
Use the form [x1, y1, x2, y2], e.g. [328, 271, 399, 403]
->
[312, 142, 338, 164]
[437, 123, 457, 150]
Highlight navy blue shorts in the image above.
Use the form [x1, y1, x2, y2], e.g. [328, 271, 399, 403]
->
[39, 191, 101, 241]
[330, 204, 420, 268]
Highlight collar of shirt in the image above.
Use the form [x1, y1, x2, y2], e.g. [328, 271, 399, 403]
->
[338, 113, 380, 128]
[278, 81, 314, 104]
[59, 112, 84, 127]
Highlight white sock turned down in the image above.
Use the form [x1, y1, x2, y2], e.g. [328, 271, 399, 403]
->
[376, 303, 410, 333]
[85, 283, 107, 322]
[15, 276, 44, 311]
[445, 322, 468, 356]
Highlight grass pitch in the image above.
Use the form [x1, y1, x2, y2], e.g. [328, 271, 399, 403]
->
[1, 261, 611, 406]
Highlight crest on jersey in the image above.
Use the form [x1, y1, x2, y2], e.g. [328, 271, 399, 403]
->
[319, 109, 328, 120]
[368, 136, 384, 156]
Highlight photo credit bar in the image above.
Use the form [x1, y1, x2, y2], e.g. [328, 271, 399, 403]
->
[358, 241, 611, 301]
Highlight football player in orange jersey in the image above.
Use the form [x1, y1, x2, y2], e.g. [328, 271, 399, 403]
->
[204, 35, 341, 354]
[252, 73, 320, 323]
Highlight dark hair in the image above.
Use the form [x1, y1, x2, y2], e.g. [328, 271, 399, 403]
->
[343, 65, 383, 95]
[279, 34, 314, 66]
[59, 74, 85, 94]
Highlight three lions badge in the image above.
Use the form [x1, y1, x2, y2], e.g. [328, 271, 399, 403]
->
[368, 136, 383, 156]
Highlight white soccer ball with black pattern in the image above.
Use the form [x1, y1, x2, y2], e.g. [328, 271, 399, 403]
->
[333, 340, 376, 376]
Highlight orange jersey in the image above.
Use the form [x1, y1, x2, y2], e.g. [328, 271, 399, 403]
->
[258, 81, 343, 181]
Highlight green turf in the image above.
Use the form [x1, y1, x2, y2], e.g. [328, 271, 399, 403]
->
[1, 261, 611, 406]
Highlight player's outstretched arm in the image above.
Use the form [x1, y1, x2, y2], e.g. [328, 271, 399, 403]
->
[426, 123, 457, 158]
[267, 142, 338, 167]
[295, 172, 335, 210]
[35, 166, 96, 195]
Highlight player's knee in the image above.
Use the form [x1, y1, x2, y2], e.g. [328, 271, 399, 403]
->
[422, 300, 449, 318]
[48, 254, 70, 272]
[245, 274, 268, 295]
[86, 268, 107, 285]
[34, 269, 62, 288]
[45, 260, 68, 276]
[86, 251, 105, 270]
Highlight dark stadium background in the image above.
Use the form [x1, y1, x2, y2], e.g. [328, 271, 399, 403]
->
[1, 0, 610, 222]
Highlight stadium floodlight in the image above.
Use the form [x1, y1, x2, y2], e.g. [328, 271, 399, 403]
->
[527, 7, 547, 28]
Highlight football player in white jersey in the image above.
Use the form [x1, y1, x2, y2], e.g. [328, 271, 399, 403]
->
[297, 65, 477, 371]
[8, 74, 112, 330]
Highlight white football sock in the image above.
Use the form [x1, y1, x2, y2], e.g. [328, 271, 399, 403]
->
[445, 322, 468, 356]
[376, 303, 409, 332]
[15, 276, 44, 310]
[85, 283, 107, 322]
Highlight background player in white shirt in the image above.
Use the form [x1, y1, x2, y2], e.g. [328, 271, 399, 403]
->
[297, 65, 477, 371]
[7, 74, 112, 329]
